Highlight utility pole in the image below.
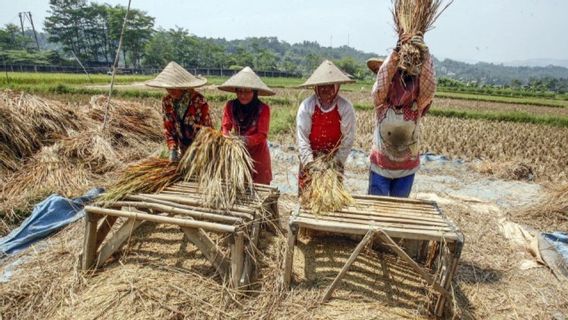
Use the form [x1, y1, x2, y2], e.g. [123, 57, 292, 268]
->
[18, 13, 25, 37]
[27, 12, 41, 50]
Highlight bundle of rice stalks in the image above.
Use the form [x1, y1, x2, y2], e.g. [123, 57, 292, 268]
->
[392, 0, 452, 74]
[300, 155, 354, 214]
[87, 95, 163, 147]
[59, 130, 121, 174]
[99, 157, 180, 202]
[0, 144, 93, 224]
[178, 127, 255, 209]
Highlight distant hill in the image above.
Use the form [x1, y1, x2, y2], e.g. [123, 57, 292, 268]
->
[434, 58, 568, 85]
[505, 59, 568, 69]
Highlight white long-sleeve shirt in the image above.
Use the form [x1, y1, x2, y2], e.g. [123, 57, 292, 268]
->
[296, 94, 356, 165]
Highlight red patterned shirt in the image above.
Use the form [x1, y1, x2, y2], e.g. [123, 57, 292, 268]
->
[162, 91, 212, 152]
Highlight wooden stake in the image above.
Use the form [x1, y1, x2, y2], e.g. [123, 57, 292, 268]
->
[96, 217, 145, 268]
[180, 227, 229, 278]
[82, 212, 101, 270]
[376, 230, 451, 299]
[231, 232, 245, 288]
[282, 223, 298, 289]
[322, 228, 376, 302]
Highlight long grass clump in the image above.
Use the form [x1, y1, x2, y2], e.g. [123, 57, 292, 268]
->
[178, 127, 255, 209]
[300, 155, 354, 214]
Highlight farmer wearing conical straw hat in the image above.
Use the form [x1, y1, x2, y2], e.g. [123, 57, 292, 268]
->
[296, 60, 356, 192]
[219, 67, 275, 185]
[145, 61, 212, 162]
[368, 0, 449, 197]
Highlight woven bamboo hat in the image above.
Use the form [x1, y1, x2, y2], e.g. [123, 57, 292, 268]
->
[145, 61, 207, 89]
[217, 66, 275, 96]
[299, 59, 355, 88]
[366, 58, 384, 74]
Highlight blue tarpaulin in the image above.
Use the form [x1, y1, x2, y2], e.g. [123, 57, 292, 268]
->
[540, 232, 568, 279]
[0, 188, 103, 256]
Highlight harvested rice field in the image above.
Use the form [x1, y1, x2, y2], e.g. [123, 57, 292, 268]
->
[1, 80, 567, 320]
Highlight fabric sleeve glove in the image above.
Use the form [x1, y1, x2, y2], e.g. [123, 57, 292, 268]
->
[169, 149, 180, 162]
[411, 34, 429, 53]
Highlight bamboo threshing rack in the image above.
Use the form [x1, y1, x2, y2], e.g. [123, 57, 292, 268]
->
[282, 194, 464, 317]
[81, 181, 280, 289]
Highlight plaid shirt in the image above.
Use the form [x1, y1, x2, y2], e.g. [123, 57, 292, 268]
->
[372, 51, 436, 112]
[162, 91, 212, 152]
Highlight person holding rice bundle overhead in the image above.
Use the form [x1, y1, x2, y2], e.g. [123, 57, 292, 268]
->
[296, 60, 356, 193]
[219, 67, 275, 185]
[145, 61, 212, 162]
[368, 0, 451, 197]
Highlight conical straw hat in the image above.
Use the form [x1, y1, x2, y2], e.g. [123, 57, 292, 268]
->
[299, 60, 355, 88]
[145, 61, 207, 89]
[217, 67, 275, 96]
[366, 58, 384, 74]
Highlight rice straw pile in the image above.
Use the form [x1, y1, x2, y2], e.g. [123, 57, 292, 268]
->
[178, 127, 255, 209]
[300, 155, 354, 214]
[392, 0, 453, 74]
[0, 90, 79, 171]
[87, 95, 163, 147]
[1, 144, 93, 224]
[99, 157, 180, 202]
[512, 184, 568, 231]
[59, 130, 121, 174]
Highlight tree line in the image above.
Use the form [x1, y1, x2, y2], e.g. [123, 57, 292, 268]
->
[1, 0, 568, 90]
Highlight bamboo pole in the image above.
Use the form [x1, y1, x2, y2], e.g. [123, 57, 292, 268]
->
[85, 206, 237, 233]
[240, 220, 261, 287]
[96, 217, 145, 268]
[141, 193, 256, 216]
[180, 226, 229, 279]
[102, 0, 131, 131]
[322, 228, 376, 302]
[300, 211, 449, 227]
[106, 201, 242, 224]
[298, 213, 453, 232]
[95, 215, 118, 249]
[375, 230, 451, 299]
[82, 212, 100, 270]
[353, 194, 436, 205]
[282, 223, 298, 289]
[231, 232, 245, 288]
[127, 194, 254, 220]
[292, 216, 459, 241]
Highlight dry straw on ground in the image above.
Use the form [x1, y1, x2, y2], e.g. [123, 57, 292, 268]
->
[300, 155, 354, 214]
[0, 90, 79, 171]
[511, 184, 568, 231]
[178, 127, 255, 209]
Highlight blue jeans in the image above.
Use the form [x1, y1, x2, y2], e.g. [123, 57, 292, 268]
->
[368, 171, 415, 198]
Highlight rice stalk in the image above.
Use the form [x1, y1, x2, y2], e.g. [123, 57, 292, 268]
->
[99, 157, 180, 202]
[300, 154, 354, 214]
[178, 127, 255, 209]
[513, 184, 568, 231]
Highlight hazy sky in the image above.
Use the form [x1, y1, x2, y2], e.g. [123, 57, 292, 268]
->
[1, 0, 567, 63]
